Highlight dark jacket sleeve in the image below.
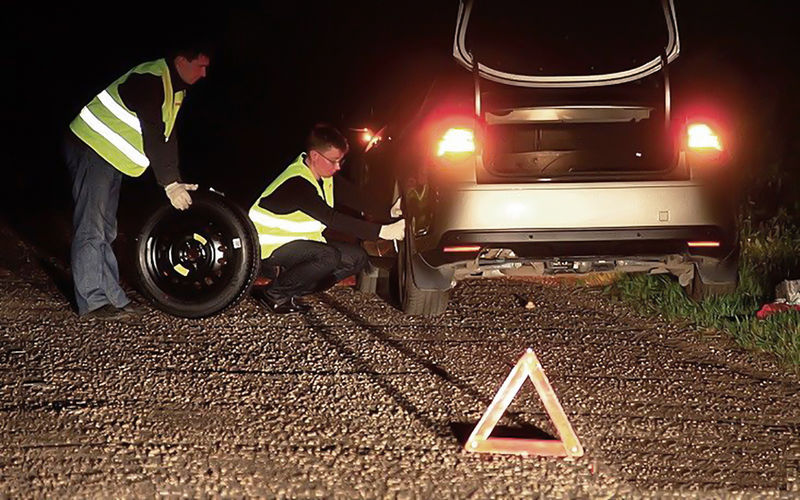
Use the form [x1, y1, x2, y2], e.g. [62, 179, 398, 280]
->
[118, 73, 181, 186]
[258, 178, 382, 240]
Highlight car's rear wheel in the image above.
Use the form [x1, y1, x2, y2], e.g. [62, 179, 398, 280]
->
[395, 236, 450, 316]
[135, 191, 260, 318]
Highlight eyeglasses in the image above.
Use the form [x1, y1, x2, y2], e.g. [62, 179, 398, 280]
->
[314, 150, 346, 167]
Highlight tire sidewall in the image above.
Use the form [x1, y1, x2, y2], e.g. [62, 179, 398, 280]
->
[135, 192, 259, 318]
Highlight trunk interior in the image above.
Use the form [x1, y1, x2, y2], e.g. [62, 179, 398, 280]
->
[481, 107, 678, 182]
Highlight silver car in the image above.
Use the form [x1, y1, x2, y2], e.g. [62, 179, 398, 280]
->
[357, 0, 738, 315]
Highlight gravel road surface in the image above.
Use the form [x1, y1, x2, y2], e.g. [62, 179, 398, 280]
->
[1, 222, 799, 498]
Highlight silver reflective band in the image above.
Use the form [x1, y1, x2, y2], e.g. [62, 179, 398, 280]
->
[98, 90, 142, 132]
[79, 107, 150, 167]
[258, 234, 310, 245]
[249, 209, 324, 233]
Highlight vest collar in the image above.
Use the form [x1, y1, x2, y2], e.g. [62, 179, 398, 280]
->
[298, 152, 320, 180]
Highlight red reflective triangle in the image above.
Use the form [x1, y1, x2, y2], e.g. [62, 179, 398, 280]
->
[465, 349, 583, 458]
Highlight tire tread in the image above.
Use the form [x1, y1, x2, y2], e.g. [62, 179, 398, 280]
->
[135, 192, 260, 318]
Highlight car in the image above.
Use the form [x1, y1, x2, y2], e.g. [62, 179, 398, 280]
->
[352, 0, 739, 316]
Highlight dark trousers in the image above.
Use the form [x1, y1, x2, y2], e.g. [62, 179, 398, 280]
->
[63, 135, 130, 315]
[261, 239, 368, 303]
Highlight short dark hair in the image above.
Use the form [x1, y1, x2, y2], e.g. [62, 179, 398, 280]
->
[306, 123, 349, 154]
[166, 33, 215, 63]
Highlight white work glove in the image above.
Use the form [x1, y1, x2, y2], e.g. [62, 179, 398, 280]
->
[379, 219, 405, 241]
[390, 197, 403, 218]
[165, 182, 198, 210]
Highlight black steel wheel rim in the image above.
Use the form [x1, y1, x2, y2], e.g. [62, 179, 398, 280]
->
[143, 207, 244, 303]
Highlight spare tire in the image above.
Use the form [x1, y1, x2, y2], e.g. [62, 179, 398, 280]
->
[135, 190, 260, 318]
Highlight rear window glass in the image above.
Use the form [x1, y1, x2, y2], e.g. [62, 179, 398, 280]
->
[464, 0, 671, 76]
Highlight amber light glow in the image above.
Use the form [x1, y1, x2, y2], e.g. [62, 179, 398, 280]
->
[437, 127, 475, 156]
[687, 123, 722, 151]
[687, 241, 721, 247]
[443, 245, 481, 253]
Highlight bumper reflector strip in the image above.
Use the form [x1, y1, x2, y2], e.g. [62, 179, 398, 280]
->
[443, 245, 481, 253]
[687, 241, 720, 247]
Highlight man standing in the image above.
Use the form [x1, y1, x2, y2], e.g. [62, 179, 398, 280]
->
[249, 124, 405, 314]
[65, 45, 211, 320]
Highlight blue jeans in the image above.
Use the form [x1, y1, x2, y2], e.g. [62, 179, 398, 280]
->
[63, 135, 130, 315]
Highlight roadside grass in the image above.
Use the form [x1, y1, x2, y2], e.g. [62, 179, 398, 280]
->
[609, 210, 800, 368]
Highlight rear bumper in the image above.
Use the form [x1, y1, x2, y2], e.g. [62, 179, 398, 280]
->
[408, 180, 736, 267]
[424, 181, 727, 231]
[423, 225, 735, 266]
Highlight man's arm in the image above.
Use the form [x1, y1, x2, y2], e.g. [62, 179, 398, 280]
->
[118, 73, 181, 186]
[259, 178, 382, 240]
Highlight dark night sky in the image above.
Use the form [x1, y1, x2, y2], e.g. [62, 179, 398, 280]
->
[5, 1, 800, 222]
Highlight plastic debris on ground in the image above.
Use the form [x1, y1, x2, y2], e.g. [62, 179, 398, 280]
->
[756, 279, 800, 319]
[775, 279, 800, 305]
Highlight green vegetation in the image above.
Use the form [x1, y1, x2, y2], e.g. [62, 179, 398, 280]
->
[610, 210, 800, 368]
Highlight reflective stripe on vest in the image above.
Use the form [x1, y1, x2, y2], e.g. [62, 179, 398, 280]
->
[248, 208, 324, 233]
[249, 154, 334, 259]
[97, 90, 142, 132]
[69, 59, 184, 177]
[77, 106, 149, 167]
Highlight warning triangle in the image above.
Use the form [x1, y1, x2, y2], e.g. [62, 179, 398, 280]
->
[465, 349, 583, 458]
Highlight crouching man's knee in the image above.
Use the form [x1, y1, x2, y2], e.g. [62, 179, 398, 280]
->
[319, 244, 343, 273]
[352, 246, 369, 274]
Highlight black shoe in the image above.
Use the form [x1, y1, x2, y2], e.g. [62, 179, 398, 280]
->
[119, 302, 143, 318]
[82, 304, 130, 322]
[257, 294, 310, 314]
[288, 297, 311, 313]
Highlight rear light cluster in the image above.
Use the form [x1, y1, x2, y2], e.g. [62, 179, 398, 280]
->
[437, 127, 476, 156]
[687, 123, 722, 151]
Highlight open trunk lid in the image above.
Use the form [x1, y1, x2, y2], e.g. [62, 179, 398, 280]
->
[453, 0, 680, 88]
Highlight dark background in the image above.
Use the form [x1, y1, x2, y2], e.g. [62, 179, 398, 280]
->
[4, 1, 800, 249]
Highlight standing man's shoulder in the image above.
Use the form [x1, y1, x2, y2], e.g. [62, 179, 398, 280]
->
[118, 72, 164, 107]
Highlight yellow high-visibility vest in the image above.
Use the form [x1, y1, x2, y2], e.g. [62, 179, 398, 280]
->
[248, 154, 334, 259]
[69, 59, 184, 177]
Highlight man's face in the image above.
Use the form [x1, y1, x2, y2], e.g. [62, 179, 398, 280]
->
[175, 54, 210, 85]
[309, 146, 346, 179]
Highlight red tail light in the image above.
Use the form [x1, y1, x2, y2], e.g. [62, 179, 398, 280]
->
[437, 127, 475, 156]
[443, 245, 481, 253]
[687, 241, 720, 248]
[687, 123, 722, 151]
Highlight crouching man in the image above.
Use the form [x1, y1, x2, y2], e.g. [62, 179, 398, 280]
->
[248, 123, 405, 314]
